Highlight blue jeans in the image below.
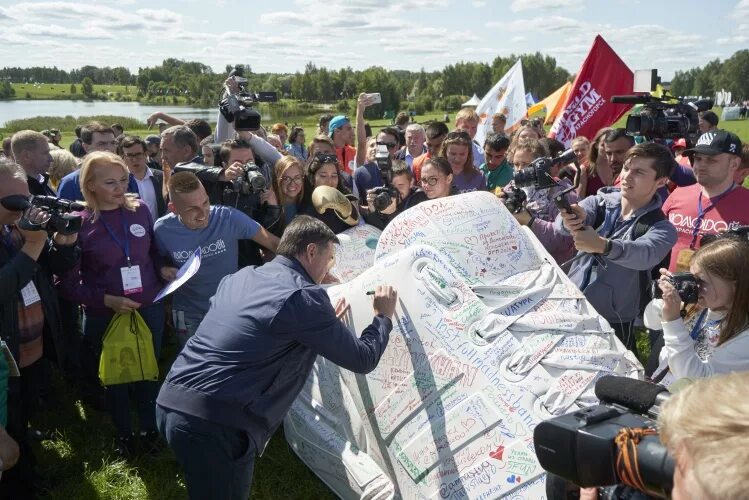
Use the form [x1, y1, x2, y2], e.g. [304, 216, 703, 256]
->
[156, 405, 256, 500]
[84, 303, 165, 437]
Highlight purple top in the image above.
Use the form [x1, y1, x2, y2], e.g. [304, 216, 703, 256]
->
[59, 204, 162, 316]
[452, 170, 487, 194]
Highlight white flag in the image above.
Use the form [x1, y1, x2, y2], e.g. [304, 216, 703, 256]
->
[474, 59, 526, 148]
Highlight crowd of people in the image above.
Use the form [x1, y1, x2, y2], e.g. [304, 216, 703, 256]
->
[0, 78, 748, 498]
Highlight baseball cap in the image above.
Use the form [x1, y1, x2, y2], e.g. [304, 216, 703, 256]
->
[682, 130, 742, 157]
[328, 115, 350, 136]
[145, 135, 161, 146]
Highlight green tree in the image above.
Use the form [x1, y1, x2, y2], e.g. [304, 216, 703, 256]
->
[81, 77, 94, 97]
[718, 50, 749, 100]
[69, 83, 77, 95]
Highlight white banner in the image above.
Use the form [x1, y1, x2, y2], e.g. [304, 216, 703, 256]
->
[474, 59, 527, 147]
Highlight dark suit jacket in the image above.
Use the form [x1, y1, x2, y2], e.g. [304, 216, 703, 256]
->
[149, 169, 167, 219]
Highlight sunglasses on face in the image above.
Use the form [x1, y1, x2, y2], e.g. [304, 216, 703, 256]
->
[0, 195, 31, 211]
[315, 153, 338, 163]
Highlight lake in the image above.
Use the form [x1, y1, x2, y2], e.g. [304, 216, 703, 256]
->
[0, 100, 218, 127]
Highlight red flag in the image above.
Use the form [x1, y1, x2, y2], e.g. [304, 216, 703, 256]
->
[549, 35, 633, 147]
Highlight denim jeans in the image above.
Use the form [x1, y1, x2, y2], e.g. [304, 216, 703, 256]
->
[156, 405, 256, 500]
[84, 302, 165, 437]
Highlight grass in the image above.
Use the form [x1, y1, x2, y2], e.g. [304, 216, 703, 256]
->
[31, 330, 335, 500]
[12, 84, 138, 101]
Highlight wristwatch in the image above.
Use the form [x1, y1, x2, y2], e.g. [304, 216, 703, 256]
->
[602, 238, 613, 256]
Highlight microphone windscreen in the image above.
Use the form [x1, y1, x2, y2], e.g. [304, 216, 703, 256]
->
[594, 375, 667, 414]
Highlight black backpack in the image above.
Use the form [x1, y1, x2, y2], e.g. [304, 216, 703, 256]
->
[592, 203, 671, 316]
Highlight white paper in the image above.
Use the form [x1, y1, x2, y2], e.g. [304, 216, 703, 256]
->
[154, 247, 201, 303]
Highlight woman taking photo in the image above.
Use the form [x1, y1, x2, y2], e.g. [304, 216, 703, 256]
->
[59, 151, 167, 459]
[299, 153, 360, 234]
[655, 238, 749, 380]
[438, 130, 486, 193]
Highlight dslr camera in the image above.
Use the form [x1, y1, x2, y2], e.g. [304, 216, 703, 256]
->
[650, 272, 699, 304]
[219, 65, 278, 131]
[0, 195, 83, 235]
[224, 162, 267, 197]
[370, 144, 399, 213]
[503, 149, 578, 214]
[535, 376, 675, 499]
[611, 69, 713, 144]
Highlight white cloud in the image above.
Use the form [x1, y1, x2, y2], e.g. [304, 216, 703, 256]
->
[510, 0, 584, 12]
[472, 1, 487, 6]
[511, 35, 526, 43]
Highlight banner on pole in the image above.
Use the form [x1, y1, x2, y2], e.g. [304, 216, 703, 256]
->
[475, 59, 526, 146]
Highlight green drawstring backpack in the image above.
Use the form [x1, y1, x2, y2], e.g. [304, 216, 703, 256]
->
[99, 311, 158, 386]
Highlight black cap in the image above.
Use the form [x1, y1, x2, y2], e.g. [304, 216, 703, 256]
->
[682, 130, 742, 157]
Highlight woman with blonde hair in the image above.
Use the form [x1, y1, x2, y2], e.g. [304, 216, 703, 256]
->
[438, 130, 486, 193]
[48, 149, 79, 190]
[58, 151, 168, 459]
[272, 155, 305, 227]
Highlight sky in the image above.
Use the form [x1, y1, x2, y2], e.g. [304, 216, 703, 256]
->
[0, 0, 746, 81]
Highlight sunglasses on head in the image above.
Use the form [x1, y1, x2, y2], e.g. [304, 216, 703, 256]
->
[315, 153, 338, 164]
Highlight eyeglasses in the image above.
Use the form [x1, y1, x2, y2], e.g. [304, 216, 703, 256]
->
[376, 141, 398, 149]
[420, 176, 443, 186]
[123, 152, 145, 159]
[280, 175, 303, 185]
[315, 153, 338, 163]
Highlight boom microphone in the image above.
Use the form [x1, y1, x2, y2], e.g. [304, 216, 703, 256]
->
[610, 95, 653, 105]
[594, 376, 670, 417]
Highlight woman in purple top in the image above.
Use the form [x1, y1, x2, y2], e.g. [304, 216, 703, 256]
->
[59, 152, 167, 458]
[439, 130, 487, 193]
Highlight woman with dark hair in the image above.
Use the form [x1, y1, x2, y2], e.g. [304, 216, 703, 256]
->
[438, 130, 486, 193]
[576, 127, 614, 199]
[286, 127, 308, 162]
[299, 153, 360, 234]
[400, 156, 458, 210]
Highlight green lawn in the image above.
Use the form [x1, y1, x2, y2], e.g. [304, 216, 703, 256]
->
[12, 83, 138, 100]
[32, 331, 335, 500]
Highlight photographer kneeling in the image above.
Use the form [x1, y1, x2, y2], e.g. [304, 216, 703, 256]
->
[156, 215, 397, 499]
[650, 236, 749, 382]
[0, 159, 79, 497]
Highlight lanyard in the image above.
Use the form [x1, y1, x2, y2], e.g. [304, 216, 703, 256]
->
[690, 309, 722, 340]
[690, 183, 735, 248]
[99, 209, 132, 266]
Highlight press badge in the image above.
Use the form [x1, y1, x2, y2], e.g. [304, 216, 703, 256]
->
[120, 265, 143, 295]
[675, 248, 695, 273]
[20, 281, 41, 307]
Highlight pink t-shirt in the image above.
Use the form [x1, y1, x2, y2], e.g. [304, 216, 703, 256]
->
[662, 183, 749, 271]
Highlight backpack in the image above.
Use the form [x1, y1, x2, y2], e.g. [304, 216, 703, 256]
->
[592, 203, 671, 316]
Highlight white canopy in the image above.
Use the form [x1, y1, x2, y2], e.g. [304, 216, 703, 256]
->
[461, 93, 481, 106]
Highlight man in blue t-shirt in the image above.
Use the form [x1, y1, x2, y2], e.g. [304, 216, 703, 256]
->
[155, 172, 280, 345]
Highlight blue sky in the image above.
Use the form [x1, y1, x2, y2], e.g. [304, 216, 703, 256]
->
[0, 0, 746, 80]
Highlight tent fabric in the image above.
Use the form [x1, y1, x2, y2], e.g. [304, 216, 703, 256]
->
[527, 81, 572, 125]
[461, 93, 481, 107]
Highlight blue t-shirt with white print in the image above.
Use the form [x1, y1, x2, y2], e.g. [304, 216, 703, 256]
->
[154, 205, 259, 315]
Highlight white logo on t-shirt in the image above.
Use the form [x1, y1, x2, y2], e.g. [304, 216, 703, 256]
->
[129, 224, 146, 237]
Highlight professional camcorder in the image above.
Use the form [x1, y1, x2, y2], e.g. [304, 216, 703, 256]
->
[649, 272, 699, 304]
[371, 144, 399, 213]
[535, 376, 675, 499]
[0, 194, 83, 235]
[503, 149, 578, 214]
[611, 69, 713, 144]
[224, 162, 267, 196]
[219, 65, 278, 131]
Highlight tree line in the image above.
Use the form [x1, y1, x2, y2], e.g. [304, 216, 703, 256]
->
[669, 50, 749, 101]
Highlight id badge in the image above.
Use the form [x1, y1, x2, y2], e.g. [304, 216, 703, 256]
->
[20, 281, 41, 307]
[675, 248, 695, 273]
[120, 265, 143, 295]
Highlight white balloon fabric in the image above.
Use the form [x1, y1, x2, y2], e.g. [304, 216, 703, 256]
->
[284, 192, 642, 499]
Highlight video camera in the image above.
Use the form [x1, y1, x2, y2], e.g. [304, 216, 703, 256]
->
[219, 65, 278, 131]
[649, 272, 699, 305]
[611, 69, 713, 144]
[370, 144, 399, 213]
[534, 376, 675, 499]
[700, 224, 749, 246]
[223, 162, 267, 197]
[503, 149, 579, 214]
[0, 194, 83, 235]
